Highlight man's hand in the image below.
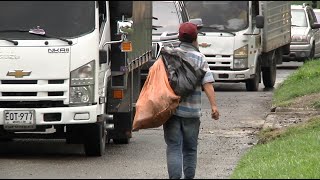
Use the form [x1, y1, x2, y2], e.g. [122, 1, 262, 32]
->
[211, 106, 219, 120]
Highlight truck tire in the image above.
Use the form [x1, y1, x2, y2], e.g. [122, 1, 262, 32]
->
[84, 121, 106, 156]
[245, 57, 261, 91]
[276, 48, 283, 64]
[308, 43, 315, 60]
[113, 138, 130, 144]
[262, 52, 276, 88]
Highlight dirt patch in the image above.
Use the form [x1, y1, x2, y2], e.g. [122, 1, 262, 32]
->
[257, 127, 286, 144]
[262, 93, 320, 143]
[285, 92, 320, 109]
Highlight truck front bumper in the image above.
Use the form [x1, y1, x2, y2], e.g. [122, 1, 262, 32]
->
[283, 43, 311, 60]
[0, 105, 99, 126]
[212, 68, 253, 82]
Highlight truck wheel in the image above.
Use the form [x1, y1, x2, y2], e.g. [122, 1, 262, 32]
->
[245, 58, 261, 91]
[276, 48, 283, 64]
[262, 52, 276, 88]
[113, 138, 130, 144]
[84, 121, 106, 156]
[308, 44, 315, 60]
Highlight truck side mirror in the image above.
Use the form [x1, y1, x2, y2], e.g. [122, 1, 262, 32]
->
[117, 20, 133, 35]
[256, 15, 264, 29]
[189, 18, 203, 30]
[311, 23, 320, 29]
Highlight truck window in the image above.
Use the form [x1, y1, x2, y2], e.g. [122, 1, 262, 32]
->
[312, 10, 318, 23]
[153, 1, 181, 35]
[291, 9, 308, 27]
[98, 1, 107, 28]
[307, 8, 318, 24]
[185, 1, 249, 32]
[98, 1, 107, 39]
[251, 1, 259, 30]
[0, 1, 95, 39]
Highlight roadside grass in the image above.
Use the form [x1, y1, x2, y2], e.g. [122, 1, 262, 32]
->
[312, 101, 320, 109]
[273, 59, 320, 107]
[230, 117, 320, 179]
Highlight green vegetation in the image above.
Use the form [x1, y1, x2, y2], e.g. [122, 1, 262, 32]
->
[312, 101, 320, 109]
[272, 60, 320, 107]
[231, 117, 320, 179]
[231, 58, 320, 179]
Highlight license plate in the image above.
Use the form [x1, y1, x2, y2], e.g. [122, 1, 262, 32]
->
[4, 110, 36, 130]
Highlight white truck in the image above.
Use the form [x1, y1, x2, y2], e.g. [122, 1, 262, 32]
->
[0, 1, 152, 156]
[185, 1, 291, 91]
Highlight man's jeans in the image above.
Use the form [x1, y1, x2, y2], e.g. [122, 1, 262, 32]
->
[163, 115, 201, 179]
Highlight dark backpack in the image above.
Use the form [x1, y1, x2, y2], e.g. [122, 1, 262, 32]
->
[160, 47, 206, 98]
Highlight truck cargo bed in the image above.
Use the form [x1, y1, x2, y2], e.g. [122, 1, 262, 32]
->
[261, 1, 291, 52]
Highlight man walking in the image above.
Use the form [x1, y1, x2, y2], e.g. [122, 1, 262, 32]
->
[163, 22, 220, 179]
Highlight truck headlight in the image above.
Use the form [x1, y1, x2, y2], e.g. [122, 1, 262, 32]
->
[234, 58, 248, 69]
[234, 45, 248, 69]
[70, 61, 95, 105]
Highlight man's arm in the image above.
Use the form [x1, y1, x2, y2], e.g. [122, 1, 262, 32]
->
[203, 83, 219, 120]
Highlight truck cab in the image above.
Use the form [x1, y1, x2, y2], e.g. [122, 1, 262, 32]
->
[185, 1, 291, 91]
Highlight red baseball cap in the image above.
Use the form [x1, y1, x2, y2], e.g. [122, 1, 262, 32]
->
[178, 22, 198, 43]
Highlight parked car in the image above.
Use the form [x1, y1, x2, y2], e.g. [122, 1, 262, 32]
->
[283, 4, 320, 62]
[140, 1, 189, 87]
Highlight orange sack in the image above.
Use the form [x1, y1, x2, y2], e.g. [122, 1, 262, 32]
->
[132, 56, 180, 131]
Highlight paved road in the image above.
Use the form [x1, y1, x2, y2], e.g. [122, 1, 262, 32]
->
[0, 62, 302, 179]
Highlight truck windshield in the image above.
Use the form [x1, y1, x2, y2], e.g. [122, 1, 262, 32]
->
[0, 1, 95, 39]
[185, 1, 249, 32]
[152, 1, 180, 35]
[291, 9, 308, 27]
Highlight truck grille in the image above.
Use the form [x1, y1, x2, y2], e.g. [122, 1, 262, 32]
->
[2, 92, 37, 96]
[48, 80, 64, 84]
[1, 80, 37, 84]
[204, 54, 233, 71]
[0, 79, 69, 107]
[0, 101, 66, 108]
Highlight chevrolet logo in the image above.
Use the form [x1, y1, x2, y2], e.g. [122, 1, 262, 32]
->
[199, 43, 211, 48]
[7, 70, 31, 78]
